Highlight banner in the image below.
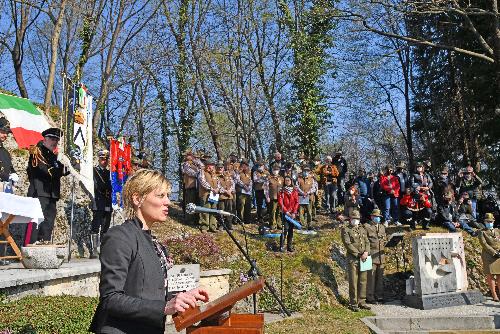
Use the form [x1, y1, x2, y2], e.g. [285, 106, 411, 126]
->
[110, 137, 131, 207]
[63, 80, 94, 197]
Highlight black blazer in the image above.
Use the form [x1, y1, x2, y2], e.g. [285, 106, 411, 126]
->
[90, 218, 167, 334]
[93, 166, 112, 211]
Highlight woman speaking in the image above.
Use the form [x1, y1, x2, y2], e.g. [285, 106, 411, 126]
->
[90, 169, 209, 333]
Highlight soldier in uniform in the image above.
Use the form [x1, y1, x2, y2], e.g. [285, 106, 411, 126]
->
[217, 161, 234, 230]
[458, 165, 483, 219]
[269, 151, 285, 176]
[0, 117, 18, 192]
[197, 160, 221, 232]
[297, 165, 317, 230]
[181, 149, 203, 223]
[479, 213, 500, 301]
[364, 209, 387, 304]
[266, 164, 283, 230]
[27, 127, 69, 243]
[235, 159, 252, 224]
[253, 161, 269, 224]
[90, 149, 112, 258]
[341, 210, 371, 311]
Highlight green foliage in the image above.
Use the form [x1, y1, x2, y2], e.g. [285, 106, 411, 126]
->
[0, 296, 98, 334]
[279, 0, 337, 159]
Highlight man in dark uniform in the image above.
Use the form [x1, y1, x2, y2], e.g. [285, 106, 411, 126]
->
[0, 117, 18, 192]
[90, 149, 112, 258]
[27, 127, 69, 243]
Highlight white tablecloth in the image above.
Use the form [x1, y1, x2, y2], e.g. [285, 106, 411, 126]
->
[0, 193, 44, 226]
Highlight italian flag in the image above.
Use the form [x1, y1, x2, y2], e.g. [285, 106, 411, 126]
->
[0, 93, 51, 149]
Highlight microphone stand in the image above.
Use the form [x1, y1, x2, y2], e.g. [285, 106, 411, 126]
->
[216, 213, 292, 317]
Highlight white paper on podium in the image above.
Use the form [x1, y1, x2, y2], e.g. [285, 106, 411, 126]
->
[0, 192, 44, 226]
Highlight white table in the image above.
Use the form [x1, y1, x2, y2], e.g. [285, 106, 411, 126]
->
[0, 193, 44, 260]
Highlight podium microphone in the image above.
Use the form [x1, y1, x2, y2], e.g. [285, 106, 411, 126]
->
[186, 203, 234, 216]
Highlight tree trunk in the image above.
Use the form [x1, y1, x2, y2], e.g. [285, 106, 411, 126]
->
[44, 0, 68, 113]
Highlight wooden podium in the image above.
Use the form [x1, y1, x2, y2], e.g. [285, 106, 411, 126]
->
[173, 278, 265, 333]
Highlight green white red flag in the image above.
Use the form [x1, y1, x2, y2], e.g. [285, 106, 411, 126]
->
[0, 93, 51, 148]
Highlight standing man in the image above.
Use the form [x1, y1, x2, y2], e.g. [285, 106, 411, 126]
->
[197, 160, 220, 232]
[458, 165, 483, 219]
[181, 149, 203, 223]
[341, 210, 371, 311]
[320, 156, 339, 213]
[0, 117, 18, 192]
[269, 151, 286, 176]
[364, 209, 387, 304]
[297, 165, 316, 230]
[217, 161, 234, 230]
[267, 164, 284, 230]
[253, 162, 269, 224]
[90, 149, 112, 258]
[235, 159, 253, 224]
[332, 150, 348, 205]
[27, 128, 69, 243]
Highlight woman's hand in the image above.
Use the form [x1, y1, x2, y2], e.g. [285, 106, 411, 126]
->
[187, 287, 209, 303]
[164, 288, 209, 315]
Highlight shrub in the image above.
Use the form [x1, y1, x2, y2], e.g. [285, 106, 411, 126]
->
[163, 232, 222, 268]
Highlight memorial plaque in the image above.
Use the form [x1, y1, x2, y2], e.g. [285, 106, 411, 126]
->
[406, 233, 484, 310]
[168, 264, 200, 293]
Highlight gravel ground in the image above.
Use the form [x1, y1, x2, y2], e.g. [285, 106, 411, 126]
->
[370, 298, 500, 318]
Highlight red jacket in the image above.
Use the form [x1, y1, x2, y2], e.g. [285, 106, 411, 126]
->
[278, 189, 299, 214]
[380, 174, 400, 198]
[400, 193, 431, 210]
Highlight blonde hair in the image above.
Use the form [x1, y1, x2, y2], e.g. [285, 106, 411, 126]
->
[123, 169, 171, 219]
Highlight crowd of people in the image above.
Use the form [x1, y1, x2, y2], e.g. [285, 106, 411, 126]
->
[181, 148, 499, 240]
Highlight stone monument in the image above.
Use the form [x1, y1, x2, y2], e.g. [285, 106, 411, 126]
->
[405, 233, 484, 309]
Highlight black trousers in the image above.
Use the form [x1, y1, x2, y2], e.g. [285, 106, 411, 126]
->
[91, 210, 112, 235]
[31, 197, 57, 242]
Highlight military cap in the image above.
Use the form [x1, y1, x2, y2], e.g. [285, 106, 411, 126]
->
[229, 152, 238, 157]
[0, 117, 11, 133]
[370, 209, 383, 217]
[415, 161, 424, 167]
[396, 161, 406, 168]
[302, 165, 311, 171]
[484, 213, 495, 222]
[335, 150, 342, 155]
[240, 158, 249, 166]
[98, 149, 110, 158]
[349, 210, 361, 219]
[42, 127, 63, 139]
[216, 160, 224, 168]
[204, 159, 216, 166]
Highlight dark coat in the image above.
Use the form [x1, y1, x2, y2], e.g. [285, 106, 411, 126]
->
[332, 156, 348, 178]
[27, 141, 68, 199]
[90, 218, 167, 334]
[411, 173, 433, 193]
[0, 143, 15, 182]
[93, 165, 112, 211]
[437, 202, 459, 224]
